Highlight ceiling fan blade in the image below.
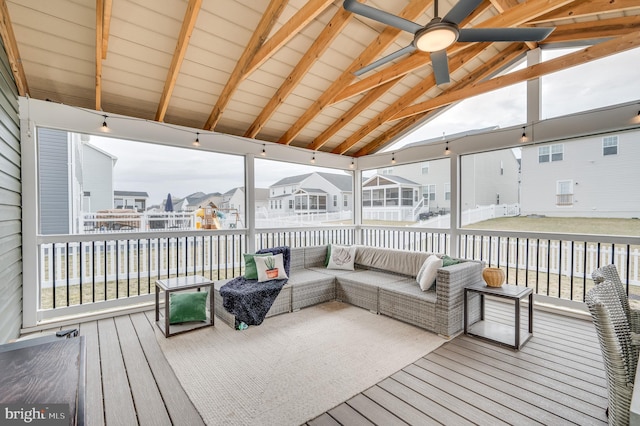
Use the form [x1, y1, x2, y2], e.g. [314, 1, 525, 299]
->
[458, 27, 555, 43]
[354, 44, 416, 76]
[343, 0, 422, 34]
[442, 0, 483, 25]
[430, 50, 450, 85]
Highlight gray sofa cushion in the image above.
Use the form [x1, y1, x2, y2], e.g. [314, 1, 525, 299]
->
[355, 245, 431, 277]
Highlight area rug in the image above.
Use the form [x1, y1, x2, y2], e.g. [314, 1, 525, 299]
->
[155, 301, 446, 426]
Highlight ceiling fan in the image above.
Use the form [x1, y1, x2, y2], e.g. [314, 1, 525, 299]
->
[344, 0, 554, 85]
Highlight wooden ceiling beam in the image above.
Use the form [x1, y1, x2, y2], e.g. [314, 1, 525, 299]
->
[95, 0, 103, 110]
[307, 77, 402, 152]
[354, 43, 527, 156]
[204, 0, 288, 131]
[244, 7, 353, 139]
[331, 43, 490, 155]
[541, 15, 640, 44]
[333, 0, 571, 105]
[392, 31, 640, 123]
[530, 0, 640, 24]
[277, 0, 434, 145]
[101, 0, 112, 59]
[244, 0, 335, 78]
[0, 0, 28, 96]
[155, 0, 202, 122]
[490, 0, 536, 49]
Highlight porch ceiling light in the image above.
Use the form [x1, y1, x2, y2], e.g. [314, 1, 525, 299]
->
[311, 152, 316, 164]
[101, 115, 110, 133]
[261, 144, 266, 156]
[391, 153, 396, 164]
[414, 20, 459, 52]
[193, 132, 200, 147]
[444, 141, 451, 156]
[520, 126, 528, 143]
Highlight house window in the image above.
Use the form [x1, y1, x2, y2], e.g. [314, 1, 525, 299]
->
[385, 188, 398, 206]
[421, 162, 429, 175]
[363, 190, 371, 207]
[539, 144, 563, 163]
[423, 184, 436, 201]
[343, 194, 348, 207]
[381, 167, 393, 175]
[319, 196, 326, 210]
[372, 189, 384, 206]
[500, 161, 504, 175]
[444, 183, 451, 201]
[333, 195, 337, 207]
[289, 199, 293, 209]
[603, 136, 618, 156]
[556, 180, 573, 206]
[401, 188, 413, 206]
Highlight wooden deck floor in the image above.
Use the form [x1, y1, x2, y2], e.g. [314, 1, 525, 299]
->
[307, 301, 608, 426]
[25, 301, 607, 425]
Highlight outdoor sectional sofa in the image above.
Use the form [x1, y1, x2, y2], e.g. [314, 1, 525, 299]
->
[213, 245, 484, 338]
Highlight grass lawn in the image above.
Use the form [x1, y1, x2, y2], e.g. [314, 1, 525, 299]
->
[463, 216, 640, 236]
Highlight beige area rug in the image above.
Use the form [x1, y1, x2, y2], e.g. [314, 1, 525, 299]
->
[156, 301, 446, 426]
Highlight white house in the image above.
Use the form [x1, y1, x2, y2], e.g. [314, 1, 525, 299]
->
[114, 190, 148, 212]
[221, 187, 269, 226]
[362, 174, 422, 221]
[268, 172, 352, 216]
[520, 129, 640, 218]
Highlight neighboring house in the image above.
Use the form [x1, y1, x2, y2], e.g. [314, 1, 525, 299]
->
[160, 192, 222, 212]
[220, 187, 268, 216]
[114, 190, 149, 212]
[520, 129, 640, 218]
[384, 128, 520, 215]
[362, 174, 422, 221]
[268, 172, 353, 215]
[38, 130, 116, 234]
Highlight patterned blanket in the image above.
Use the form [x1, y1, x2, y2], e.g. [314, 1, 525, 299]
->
[219, 246, 290, 328]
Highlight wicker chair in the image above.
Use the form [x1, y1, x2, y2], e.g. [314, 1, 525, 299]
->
[592, 264, 640, 334]
[586, 281, 637, 425]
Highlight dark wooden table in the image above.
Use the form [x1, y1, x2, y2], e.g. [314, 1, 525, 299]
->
[0, 334, 86, 425]
[464, 282, 533, 350]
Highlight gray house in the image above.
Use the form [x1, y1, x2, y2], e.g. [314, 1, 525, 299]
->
[269, 172, 352, 215]
[520, 129, 640, 218]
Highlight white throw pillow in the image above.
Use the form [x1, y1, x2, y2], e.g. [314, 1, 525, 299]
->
[326, 245, 356, 270]
[254, 253, 289, 282]
[416, 255, 442, 291]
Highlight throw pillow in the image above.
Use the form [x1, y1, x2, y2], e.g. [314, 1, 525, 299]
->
[255, 253, 289, 282]
[324, 245, 332, 267]
[442, 255, 462, 267]
[244, 252, 272, 280]
[416, 255, 443, 291]
[326, 245, 356, 270]
[169, 291, 208, 324]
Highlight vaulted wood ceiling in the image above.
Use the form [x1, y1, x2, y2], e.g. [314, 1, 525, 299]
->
[3, 0, 640, 156]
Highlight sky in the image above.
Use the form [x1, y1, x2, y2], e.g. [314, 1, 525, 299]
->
[90, 47, 640, 207]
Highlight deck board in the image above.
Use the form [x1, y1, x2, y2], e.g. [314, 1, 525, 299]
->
[78, 321, 104, 426]
[311, 301, 608, 425]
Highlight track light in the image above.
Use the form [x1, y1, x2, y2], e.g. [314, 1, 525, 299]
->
[100, 115, 110, 132]
[444, 141, 451, 156]
[193, 132, 200, 147]
[311, 152, 316, 164]
[520, 126, 528, 143]
[261, 144, 266, 156]
[391, 153, 396, 164]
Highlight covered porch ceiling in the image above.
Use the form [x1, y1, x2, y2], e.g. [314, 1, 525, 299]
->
[3, 0, 640, 157]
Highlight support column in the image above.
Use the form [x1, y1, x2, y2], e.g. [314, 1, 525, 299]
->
[245, 154, 256, 254]
[526, 48, 542, 125]
[449, 152, 460, 257]
[353, 168, 362, 245]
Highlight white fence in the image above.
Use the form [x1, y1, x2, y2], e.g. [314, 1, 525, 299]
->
[416, 204, 521, 228]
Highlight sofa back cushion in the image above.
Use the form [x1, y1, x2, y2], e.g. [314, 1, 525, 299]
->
[289, 247, 305, 270]
[355, 246, 432, 277]
[304, 246, 328, 268]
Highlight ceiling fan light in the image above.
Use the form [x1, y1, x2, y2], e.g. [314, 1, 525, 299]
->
[415, 21, 459, 52]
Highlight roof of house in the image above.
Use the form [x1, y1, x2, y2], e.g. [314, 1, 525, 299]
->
[364, 174, 421, 186]
[114, 190, 149, 198]
[271, 172, 352, 191]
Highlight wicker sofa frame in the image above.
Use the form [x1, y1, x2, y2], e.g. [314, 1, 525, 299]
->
[213, 245, 483, 338]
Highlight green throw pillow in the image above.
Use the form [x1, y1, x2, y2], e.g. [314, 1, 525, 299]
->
[169, 291, 207, 324]
[324, 245, 332, 267]
[442, 255, 462, 267]
[244, 252, 272, 279]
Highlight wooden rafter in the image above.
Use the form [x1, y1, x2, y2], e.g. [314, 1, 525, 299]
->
[530, 0, 640, 24]
[0, 0, 27, 96]
[328, 43, 490, 155]
[332, 0, 571, 105]
[354, 43, 527, 156]
[490, 0, 536, 49]
[276, 0, 434, 145]
[244, 0, 335, 78]
[309, 77, 402, 152]
[101, 0, 112, 59]
[392, 31, 640, 123]
[204, 0, 288, 131]
[244, 7, 352, 139]
[95, 0, 103, 110]
[541, 16, 640, 44]
[155, 0, 202, 122]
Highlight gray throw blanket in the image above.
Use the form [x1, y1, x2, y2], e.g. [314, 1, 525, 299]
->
[219, 246, 290, 328]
